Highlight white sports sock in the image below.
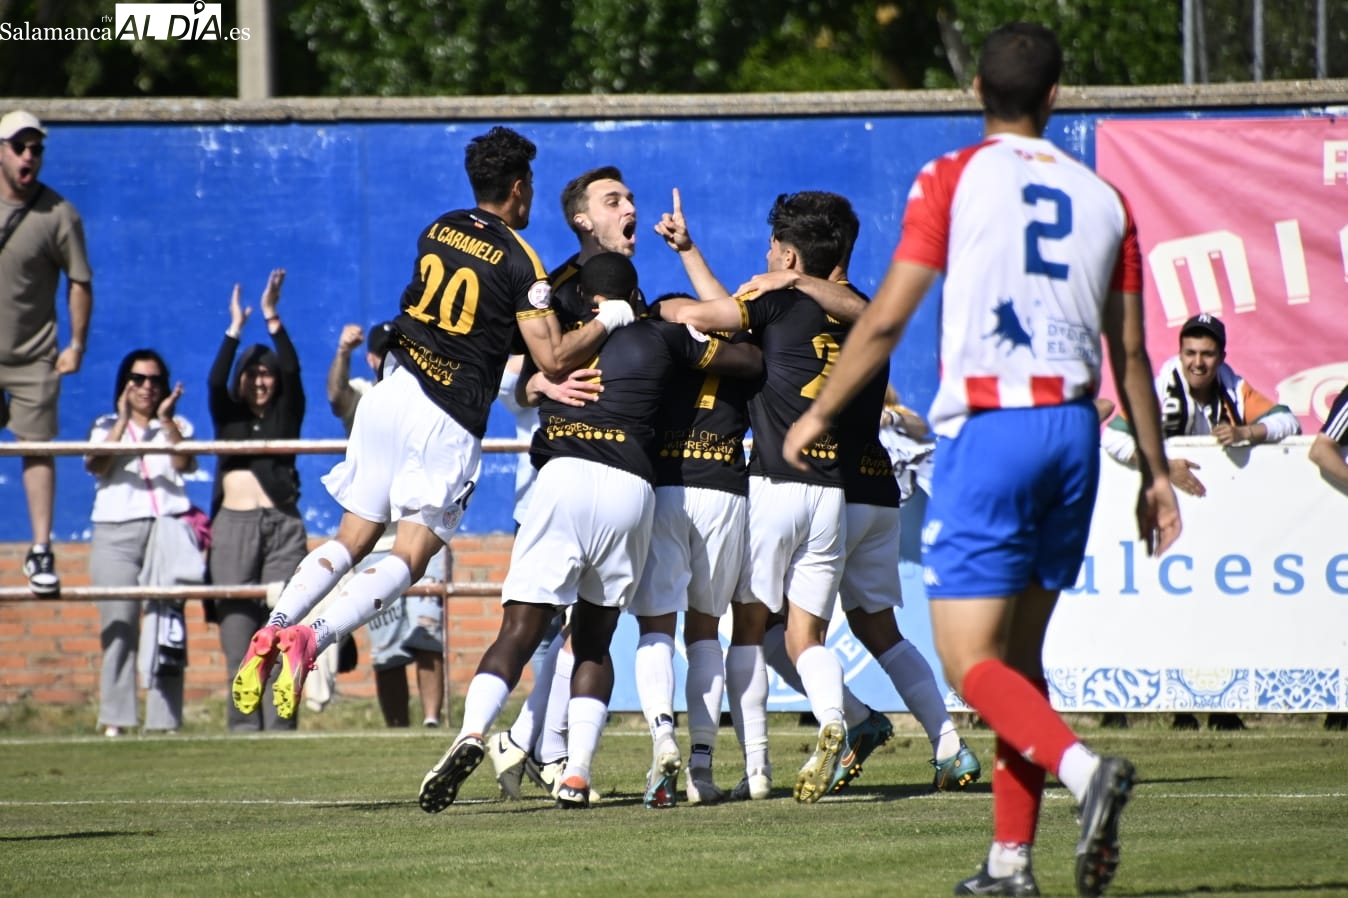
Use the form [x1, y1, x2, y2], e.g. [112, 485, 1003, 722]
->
[268, 541, 353, 627]
[987, 841, 1031, 877]
[459, 673, 511, 738]
[762, 623, 806, 694]
[684, 638, 724, 763]
[795, 645, 845, 727]
[725, 643, 769, 771]
[1058, 743, 1100, 803]
[635, 632, 676, 739]
[877, 640, 955, 751]
[564, 696, 609, 783]
[537, 647, 573, 764]
[841, 687, 871, 729]
[310, 555, 411, 653]
[509, 635, 562, 753]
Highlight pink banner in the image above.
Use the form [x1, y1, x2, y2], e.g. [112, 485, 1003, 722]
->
[1096, 117, 1348, 431]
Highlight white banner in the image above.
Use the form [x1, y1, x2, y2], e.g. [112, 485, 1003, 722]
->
[1045, 436, 1348, 713]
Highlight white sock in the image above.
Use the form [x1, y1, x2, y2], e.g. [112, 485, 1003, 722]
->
[459, 673, 511, 739]
[268, 541, 352, 627]
[877, 640, 955, 752]
[1058, 743, 1100, 803]
[564, 696, 609, 783]
[725, 643, 769, 771]
[537, 647, 573, 764]
[987, 841, 1031, 877]
[841, 687, 871, 729]
[309, 555, 411, 653]
[509, 636, 562, 753]
[684, 638, 724, 763]
[635, 632, 676, 741]
[762, 623, 805, 694]
[795, 644, 845, 727]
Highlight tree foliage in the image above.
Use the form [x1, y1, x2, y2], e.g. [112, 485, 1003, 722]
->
[0, 0, 1342, 97]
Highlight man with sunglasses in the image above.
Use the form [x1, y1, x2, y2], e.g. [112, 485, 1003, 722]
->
[0, 109, 94, 597]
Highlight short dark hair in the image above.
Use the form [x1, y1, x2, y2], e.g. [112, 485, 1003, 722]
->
[113, 349, 170, 407]
[464, 126, 536, 205]
[977, 23, 1062, 123]
[766, 192, 845, 279]
[579, 251, 639, 302]
[560, 166, 624, 237]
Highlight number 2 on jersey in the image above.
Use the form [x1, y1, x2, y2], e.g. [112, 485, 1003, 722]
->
[800, 333, 840, 399]
[1023, 184, 1072, 281]
[406, 253, 481, 334]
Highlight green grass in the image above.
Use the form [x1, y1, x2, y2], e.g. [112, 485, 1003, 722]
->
[2, 706, 1346, 898]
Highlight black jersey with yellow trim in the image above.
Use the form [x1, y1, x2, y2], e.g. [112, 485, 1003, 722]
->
[652, 331, 754, 496]
[388, 207, 551, 438]
[839, 361, 901, 508]
[741, 288, 850, 486]
[531, 317, 721, 484]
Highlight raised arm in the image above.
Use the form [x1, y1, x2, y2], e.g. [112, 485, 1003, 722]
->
[327, 324, 364, 420]
[654, 188, 733, 301]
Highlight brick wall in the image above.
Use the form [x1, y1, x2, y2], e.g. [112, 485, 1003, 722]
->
[0, 534, 518, 708]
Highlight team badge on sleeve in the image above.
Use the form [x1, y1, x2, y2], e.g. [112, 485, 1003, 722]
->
[529, 281, 552, 310]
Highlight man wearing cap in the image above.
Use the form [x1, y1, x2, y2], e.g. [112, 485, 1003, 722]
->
[0, 109, 93, 597]
[322, 321, 446, 728]
[1102, 313, 1300, 498]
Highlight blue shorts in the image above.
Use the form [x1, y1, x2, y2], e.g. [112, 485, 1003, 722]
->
[922, 401, 1099, 598]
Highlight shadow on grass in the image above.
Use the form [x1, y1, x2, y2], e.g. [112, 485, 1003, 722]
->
[0, 830, 156, 842]
[1128, 883, 1348, 895]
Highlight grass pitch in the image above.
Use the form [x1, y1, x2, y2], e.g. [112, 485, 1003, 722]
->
[1, 706, 1346, 898]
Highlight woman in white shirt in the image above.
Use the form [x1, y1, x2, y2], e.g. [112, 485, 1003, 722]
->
[87, 350, 198, 735]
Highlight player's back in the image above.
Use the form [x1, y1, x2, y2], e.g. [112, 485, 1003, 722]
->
[532, 317, 719, 483]
[388, 207, 549, 438]
[742, 289, 849, 485]
[651, 334, 754, 495]
[901, 133, 1133, 436]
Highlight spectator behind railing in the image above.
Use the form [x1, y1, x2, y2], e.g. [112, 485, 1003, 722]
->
[0, 110, 94, 598]
[1308, 383, 1348, 732]
[86, 349, 202, 736]
[1101, 312, 1300, 731]
[206, 270, 308, 733]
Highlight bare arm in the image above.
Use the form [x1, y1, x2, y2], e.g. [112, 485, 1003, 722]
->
[518, 312, 613, 379]
[327, 324, 363, 419]
[702, 339, 762, 379]
[1102, 287, 1182, 555]
[1309, 434, 1348, 492]
[57, 280, 92, 375]
[660, 296, 747, 334]
[737, 269, 867, 323]
[654, 188, 733, 300]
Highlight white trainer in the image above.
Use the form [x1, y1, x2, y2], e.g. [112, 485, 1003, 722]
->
[685, 765, 725, 805]
[488, 732, 529, 800]
[730, 765, 773, 801]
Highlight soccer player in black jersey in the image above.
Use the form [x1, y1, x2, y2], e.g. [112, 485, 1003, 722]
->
[659, 192, 861, 803]
[231, 126, 636, 727]
[423, 252, 762, 810]
[625, 299, 758, 807]
[487, 165, 641, 802]
[742, 195, 984, 796]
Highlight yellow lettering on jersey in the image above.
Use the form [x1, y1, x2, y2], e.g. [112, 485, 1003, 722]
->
[432, 226, 505, 265]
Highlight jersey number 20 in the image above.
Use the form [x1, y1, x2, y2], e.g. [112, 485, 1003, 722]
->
[407, 254, 481, 334]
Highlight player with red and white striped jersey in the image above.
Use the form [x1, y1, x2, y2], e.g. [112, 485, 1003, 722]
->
[782, 22, 1181, 898]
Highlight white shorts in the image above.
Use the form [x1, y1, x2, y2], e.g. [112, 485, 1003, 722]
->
[321, 365, 481, 545]
[840, 503, 902, 613]
[502, 457, 654, 610]
[629, 486, 746, 619]
[735, 476, 845, 617]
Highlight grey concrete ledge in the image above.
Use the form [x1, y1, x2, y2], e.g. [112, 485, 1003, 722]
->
[9, 81, 1347, 123]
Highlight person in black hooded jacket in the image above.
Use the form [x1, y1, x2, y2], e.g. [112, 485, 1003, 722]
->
[206, 269, 308, 732]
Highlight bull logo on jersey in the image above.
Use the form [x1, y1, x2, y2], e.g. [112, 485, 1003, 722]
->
[987, 298, 1035, 356]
